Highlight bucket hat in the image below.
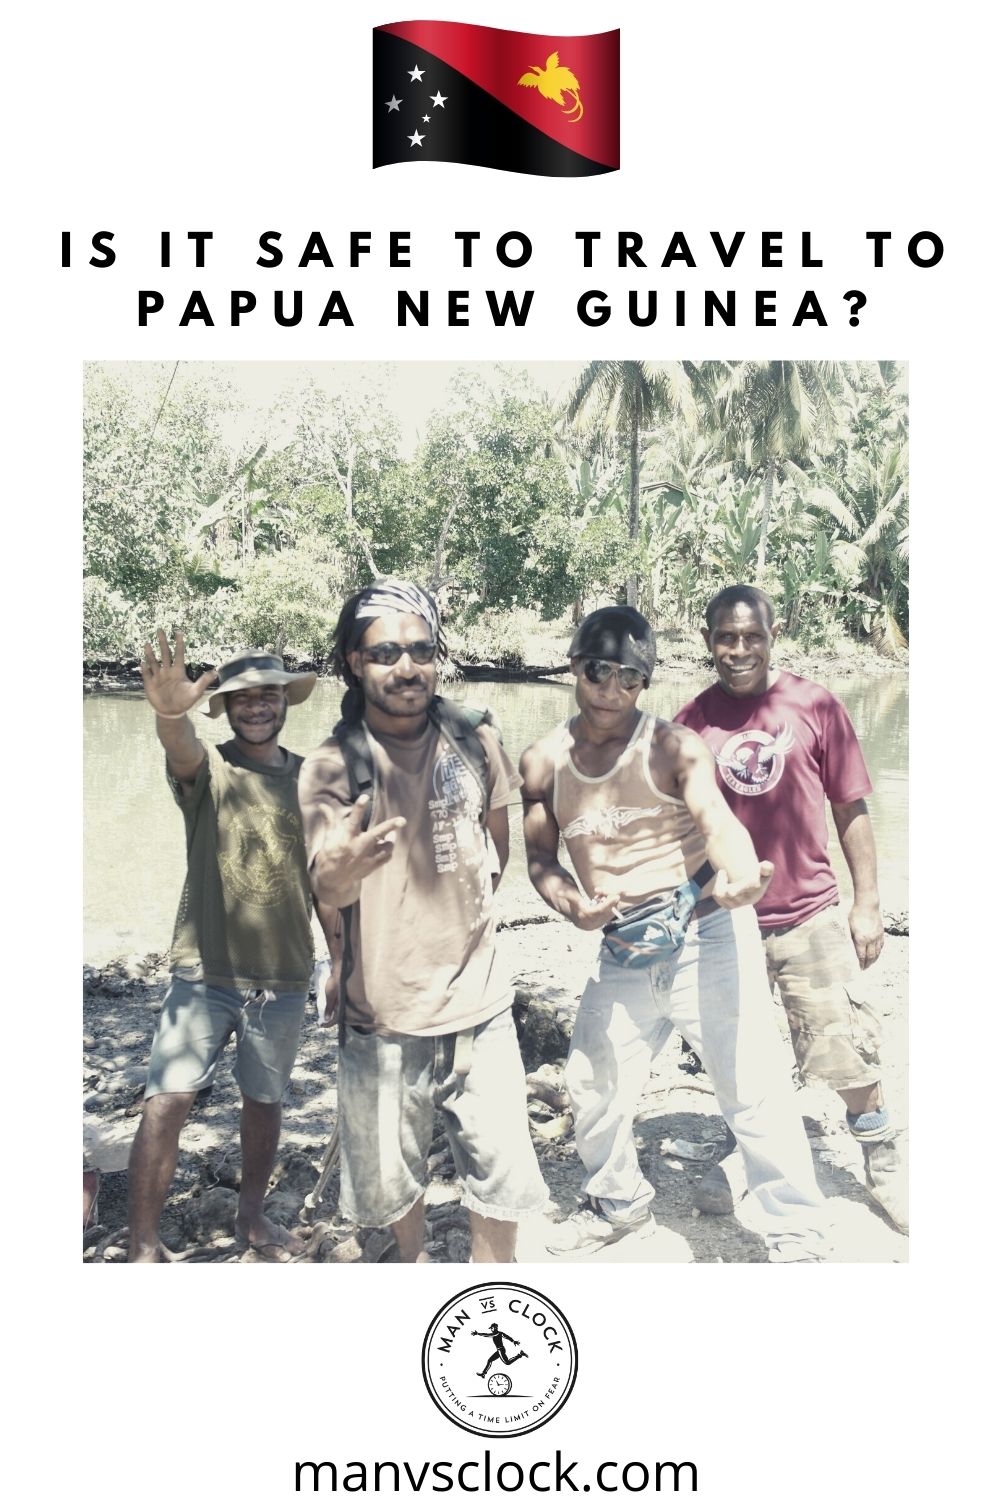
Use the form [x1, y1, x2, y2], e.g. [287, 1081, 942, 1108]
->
[200, 649, 317, 717]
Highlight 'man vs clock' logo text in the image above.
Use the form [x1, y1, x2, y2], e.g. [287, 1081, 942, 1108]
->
[423, 1283, 577, 1436]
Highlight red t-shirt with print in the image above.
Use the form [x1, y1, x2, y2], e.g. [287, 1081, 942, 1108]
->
[674, 671, 872, 928]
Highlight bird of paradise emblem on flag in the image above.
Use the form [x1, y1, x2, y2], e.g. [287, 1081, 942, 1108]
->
[518, 52, 584, 122]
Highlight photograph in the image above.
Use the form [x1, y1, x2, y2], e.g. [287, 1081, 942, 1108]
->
[82, 357, 909, 1266]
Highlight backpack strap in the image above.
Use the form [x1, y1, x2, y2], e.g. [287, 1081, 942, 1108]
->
[333, 718, 376, 831]
[428, 696, 496, 828]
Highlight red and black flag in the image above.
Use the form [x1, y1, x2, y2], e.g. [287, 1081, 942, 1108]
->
[373, 21, 619, 176]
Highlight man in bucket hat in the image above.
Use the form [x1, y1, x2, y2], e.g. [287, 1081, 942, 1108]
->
[127, 632, 317, 1262]
[520, 606, 829, 1262]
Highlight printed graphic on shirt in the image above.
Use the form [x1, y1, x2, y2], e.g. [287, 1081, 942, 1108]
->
[715, 725, 795, 797]
[428, 752, 483, 875]
[562, 804, 663, 840]
[219, 806, 303, 906]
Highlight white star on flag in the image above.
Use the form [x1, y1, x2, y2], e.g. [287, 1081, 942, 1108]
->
[422, 114, 430, 122]
[408, 129, 425, 147]
[430, 91, 447, 108]
[385, 95, 401, 112]
[408, 65, 425, 81]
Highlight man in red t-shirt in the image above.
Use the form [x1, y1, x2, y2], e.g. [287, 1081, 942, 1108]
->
[675, 584, 906, 1234]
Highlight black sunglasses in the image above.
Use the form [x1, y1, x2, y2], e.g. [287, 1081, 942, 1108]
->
[361, 639, 437, 666]
[582, 658, 645, 691]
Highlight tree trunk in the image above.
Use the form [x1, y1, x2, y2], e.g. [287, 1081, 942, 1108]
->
[627, 408, 640, 607]
[352, 524, 379, 579]
[755, 456, 775, 583]
[430, 486, 461, 591]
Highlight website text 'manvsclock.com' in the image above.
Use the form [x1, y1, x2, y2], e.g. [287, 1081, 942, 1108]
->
[296, 1453, 697, 1494]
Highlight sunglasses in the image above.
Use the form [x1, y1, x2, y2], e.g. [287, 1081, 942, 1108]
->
[361, 639, 437, 666]
[582, 658, 645, 691]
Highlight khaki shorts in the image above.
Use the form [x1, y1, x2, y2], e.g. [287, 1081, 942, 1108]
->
[337, 1007, 548, 1229]
[762, 906, 881, 1092]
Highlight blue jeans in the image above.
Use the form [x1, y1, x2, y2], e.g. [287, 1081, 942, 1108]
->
[566, 905, 828, 1257]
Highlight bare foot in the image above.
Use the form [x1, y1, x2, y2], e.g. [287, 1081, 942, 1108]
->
[234, 1215, 307, 1262]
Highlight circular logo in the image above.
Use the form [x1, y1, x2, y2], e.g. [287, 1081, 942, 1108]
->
[716, 726, 793, 797]
[422, 1282, 578, 1437]
[218, 807, 303, 906]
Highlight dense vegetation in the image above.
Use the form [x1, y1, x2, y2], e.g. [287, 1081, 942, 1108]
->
[83, 361, 908, 669]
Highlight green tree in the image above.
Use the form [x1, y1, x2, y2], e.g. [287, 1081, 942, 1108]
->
[811, 376, 909, 652]
[274, 379, 418, 584]
[696, 361, 853, 581]
[84, 366, 254, 602]
[566, 362, 696, 606]
[415, 370, 578, 615]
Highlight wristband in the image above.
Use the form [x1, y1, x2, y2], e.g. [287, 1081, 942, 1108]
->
[155, 709, 190, 720]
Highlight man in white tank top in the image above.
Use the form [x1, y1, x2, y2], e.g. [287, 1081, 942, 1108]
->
[520, 607, 829, 1262]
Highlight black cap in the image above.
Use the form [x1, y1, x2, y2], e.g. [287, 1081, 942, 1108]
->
[568, 607, 657, 685]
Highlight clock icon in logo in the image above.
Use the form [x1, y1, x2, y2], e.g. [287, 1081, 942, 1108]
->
[487, 1372, 512, 1396]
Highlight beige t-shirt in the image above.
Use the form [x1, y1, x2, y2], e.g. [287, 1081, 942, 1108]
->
[299, 719, 522, 1036]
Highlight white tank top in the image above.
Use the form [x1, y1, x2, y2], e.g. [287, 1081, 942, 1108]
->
[552, 712, 707, 905]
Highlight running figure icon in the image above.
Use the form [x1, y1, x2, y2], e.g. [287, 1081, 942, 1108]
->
[472, 1323, 529, 1379]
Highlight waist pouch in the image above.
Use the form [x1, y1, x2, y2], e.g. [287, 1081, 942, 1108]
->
[603, 862, 714, 968]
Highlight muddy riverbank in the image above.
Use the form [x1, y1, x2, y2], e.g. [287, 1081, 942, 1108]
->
[82, 914, 909, 1266]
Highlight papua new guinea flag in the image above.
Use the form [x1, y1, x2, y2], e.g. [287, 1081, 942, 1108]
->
[373, 21, 619, 176]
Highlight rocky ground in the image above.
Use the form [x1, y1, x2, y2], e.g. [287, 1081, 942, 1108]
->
[82, 912, 909, 1266]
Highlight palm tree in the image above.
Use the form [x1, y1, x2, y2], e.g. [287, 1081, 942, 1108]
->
[566, 362, 695, 606]
[697, 361, 852, 581]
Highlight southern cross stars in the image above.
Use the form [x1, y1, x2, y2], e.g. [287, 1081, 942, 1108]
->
[383, 63, 446, 151]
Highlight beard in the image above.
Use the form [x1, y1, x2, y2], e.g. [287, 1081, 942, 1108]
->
[361, 669, 435, 718]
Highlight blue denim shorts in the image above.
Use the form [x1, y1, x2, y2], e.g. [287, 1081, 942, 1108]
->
[337, 1007, 548, 1229]
[145, 977, 307, 1104]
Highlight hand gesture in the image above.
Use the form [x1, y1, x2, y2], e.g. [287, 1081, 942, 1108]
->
[849, 899, 884, 970]
[312, 795, 407, 903]
[141, 630, 218, 717]
[713, 861, 774, 910]
[565, 887, 622, 931]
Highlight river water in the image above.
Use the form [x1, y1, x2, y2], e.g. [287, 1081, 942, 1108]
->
[83, 672, 908, 965]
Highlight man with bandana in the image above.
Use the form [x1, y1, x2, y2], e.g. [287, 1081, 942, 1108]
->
[127, 633, 317, 1262]
[298, 579, 546, 1263]
[520, 606, 829, 1262]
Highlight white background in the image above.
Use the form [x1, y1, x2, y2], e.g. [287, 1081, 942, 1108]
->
[6, 1, 994, 1495]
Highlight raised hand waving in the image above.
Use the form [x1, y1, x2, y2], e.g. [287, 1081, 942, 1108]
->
[140, 630, 218, 717]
